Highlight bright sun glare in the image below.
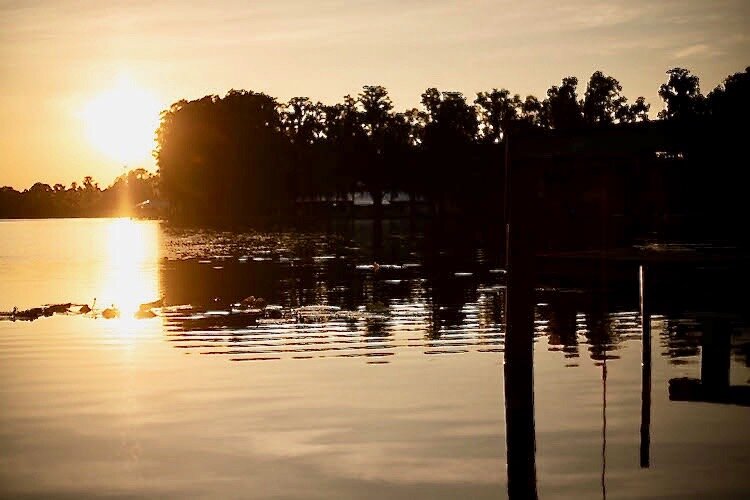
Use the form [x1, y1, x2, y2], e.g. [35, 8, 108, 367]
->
[103, 218, 160, 321]
[81, 76, 161, 165]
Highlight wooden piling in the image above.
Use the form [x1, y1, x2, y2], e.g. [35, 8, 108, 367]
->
[504, 135, 538, 499]
[639, 265, 652, 468]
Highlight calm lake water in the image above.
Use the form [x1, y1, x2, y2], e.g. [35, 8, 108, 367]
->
[1, 218, 748, 499]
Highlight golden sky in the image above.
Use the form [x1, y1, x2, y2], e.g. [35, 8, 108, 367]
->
[1, 0, 748, 189]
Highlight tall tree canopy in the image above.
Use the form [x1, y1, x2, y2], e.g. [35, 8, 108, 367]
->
[545, 77, 582, 129]
[155, 90, 290, 220]
[658, 68, 705, 121]
[582, 71, 650, 125]
[706, 67, 750, 123]
[474, 89, 522, 143]
[421, 89, 478, 148]
[14, 64, 750, 223]
[582, 71, 626, 125]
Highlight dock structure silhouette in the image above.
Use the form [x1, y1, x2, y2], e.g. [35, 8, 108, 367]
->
[502, 121, 747, 496]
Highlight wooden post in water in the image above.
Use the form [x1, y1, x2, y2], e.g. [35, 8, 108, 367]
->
[701, 317, 731, 391]
[503, 135, 538, 499]
[639, 264, 651, 468]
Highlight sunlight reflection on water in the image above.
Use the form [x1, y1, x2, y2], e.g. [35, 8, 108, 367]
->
[99, 218, 160, 320]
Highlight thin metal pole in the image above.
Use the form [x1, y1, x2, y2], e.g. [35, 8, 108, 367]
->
[602, 359, 607, 499]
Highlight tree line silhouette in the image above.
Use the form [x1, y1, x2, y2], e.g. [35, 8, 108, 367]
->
[1, 66, 747, 222]
[0, 169, 157, 218]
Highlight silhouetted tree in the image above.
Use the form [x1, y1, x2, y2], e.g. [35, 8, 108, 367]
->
[155, 90, 290, 222]
[658, 68, 705, 121]
[707, 67, 750, 122]
[281, 97, 324, 145]
[11, 64, 748, 225]
[582, 71, 650, 125]
[616, 96, 650, 123]
[420, 89, 480, 214]
[0, 169, 158, 218]
[280, 97, 327, 201]
[421, 89, 478, 147]
[320, 95, 367, 200]
[475, 89, 522, 143]
[701, 66, 749, 215]
[356, 85, 397, 217]
[520, 95, 547, 128]
[545, 77, 582, 129]
[582, 71, 627, 125]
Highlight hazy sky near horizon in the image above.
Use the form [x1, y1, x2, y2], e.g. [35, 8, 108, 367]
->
[1, 0, 748, 189]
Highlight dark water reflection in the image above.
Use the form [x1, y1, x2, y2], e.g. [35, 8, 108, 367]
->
[161, 220, 750, 499]
[157, 222, 750, 373]
[1, 218, 749, 499]
[157, 220, 510, 362]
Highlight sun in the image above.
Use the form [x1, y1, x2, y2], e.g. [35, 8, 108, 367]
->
[81, 76, 161, 165]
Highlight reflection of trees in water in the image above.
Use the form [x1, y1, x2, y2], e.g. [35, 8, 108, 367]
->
[160, 249, 749, 371]
[733, 343, 750, 368]
[533, 262, 697, 366]
[421, 246, 476, 339]
[363, 316, 389, 338]
[583, 297, 622, 362]
[545, 293, 580, 359]
[657, 314, 750, 370]
[426, 275, 468, 339]
[536, 282, 750, 373]
[477, 290, 503, 330]
[658, 316, 702, 363]
[538, 289, 637, 363]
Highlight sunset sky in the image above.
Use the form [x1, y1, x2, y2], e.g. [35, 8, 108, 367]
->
[1, 0, 748, 189]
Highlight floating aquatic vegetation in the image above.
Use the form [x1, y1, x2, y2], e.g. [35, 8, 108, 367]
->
[313, 255, 336, 261]
[331, 310, 361, 321]
[134, 309, 157, 319]
[364, 302, 389, 314]
[264, 305, 284, 319]
[257, 317, 296, 325]
[295, 305, 342, 322]
[356, 263, 402, 271]
[236, 296, 267, 310]
[44, 303, 72, 314]
[101, 307, 119, 319]
[139, 298, 164, 311]
[1, 307, 47, 322]
[173, 310, 262, 331]
[0, 303, 78, 322]
[378, 264, 402, 270]
[0, 298, 166, 322]
[296, 305, 341, 313]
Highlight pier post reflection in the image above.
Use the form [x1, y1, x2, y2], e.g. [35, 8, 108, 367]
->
[639, 265, 651, 468]
[701, 317, 731, 391]
[503, 316, 537, 499]
[669, 315, 750, 406]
